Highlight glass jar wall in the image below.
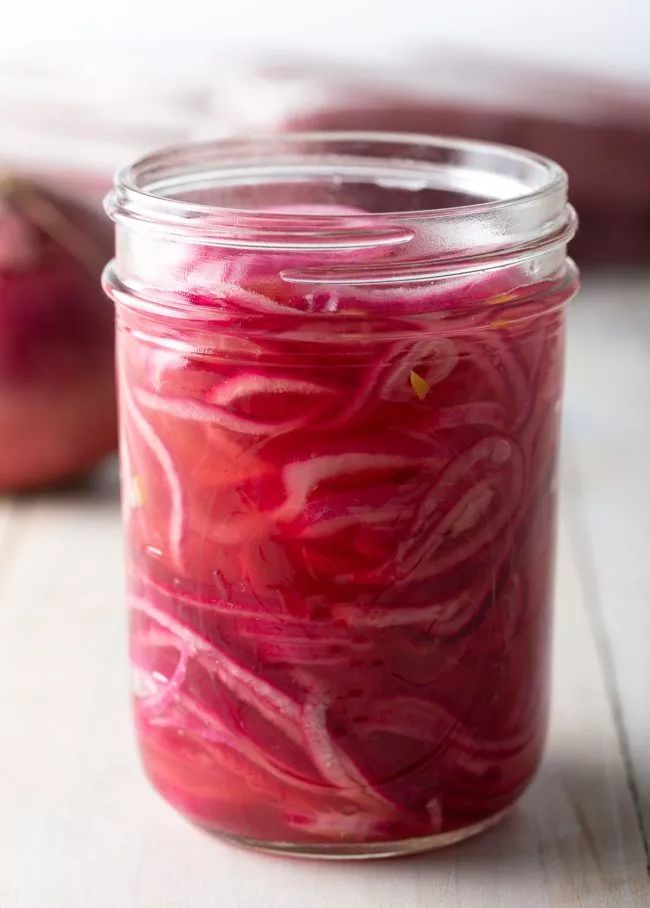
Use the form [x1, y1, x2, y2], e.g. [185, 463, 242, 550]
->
[104, 134, 578, 857]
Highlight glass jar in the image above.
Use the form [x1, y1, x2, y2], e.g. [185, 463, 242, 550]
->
[103, 133, 578, 858]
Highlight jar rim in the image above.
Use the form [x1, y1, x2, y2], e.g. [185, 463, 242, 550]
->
[105, 131, 570, 244]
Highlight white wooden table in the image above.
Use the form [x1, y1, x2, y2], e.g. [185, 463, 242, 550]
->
[1, 271, 649, 907]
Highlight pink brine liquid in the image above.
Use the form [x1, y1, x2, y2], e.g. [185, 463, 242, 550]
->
[118, 211, 569, 852]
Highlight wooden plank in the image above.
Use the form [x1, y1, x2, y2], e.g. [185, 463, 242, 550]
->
[0, 465, 647, 906]
[563, 270, 650, 872]
[0, 467, 138, 908]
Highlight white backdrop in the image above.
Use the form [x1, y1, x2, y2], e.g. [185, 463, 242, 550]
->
[2, 0, 649, 80]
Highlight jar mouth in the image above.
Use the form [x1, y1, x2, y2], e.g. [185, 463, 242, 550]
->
[105, 132, 573, 251]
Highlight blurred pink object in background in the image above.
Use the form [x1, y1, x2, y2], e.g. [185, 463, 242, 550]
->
[3, 43, 647, 267]
[0, 178, 116, 490]
[0, 44, 216, 490]
[211, 49, 650, 264]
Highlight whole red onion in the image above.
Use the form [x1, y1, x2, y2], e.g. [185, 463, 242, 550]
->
[0, 176, 116, 490]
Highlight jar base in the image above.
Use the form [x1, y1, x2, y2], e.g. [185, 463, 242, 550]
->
[209, 809, 510, 860]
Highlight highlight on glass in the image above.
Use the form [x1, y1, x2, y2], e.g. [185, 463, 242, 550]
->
[103, 133, 578, 858]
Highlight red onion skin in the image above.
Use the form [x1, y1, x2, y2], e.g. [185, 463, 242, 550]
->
[0, 181, 116, 490]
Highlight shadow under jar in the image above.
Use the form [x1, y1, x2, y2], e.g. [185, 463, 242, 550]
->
[103, 133, 579, 858]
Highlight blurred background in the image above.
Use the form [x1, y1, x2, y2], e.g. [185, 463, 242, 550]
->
[1, 0, 649, 489]
[2, 0, 649, 77]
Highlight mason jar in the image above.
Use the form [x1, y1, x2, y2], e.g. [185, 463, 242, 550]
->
[103, 133, 578, 858]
